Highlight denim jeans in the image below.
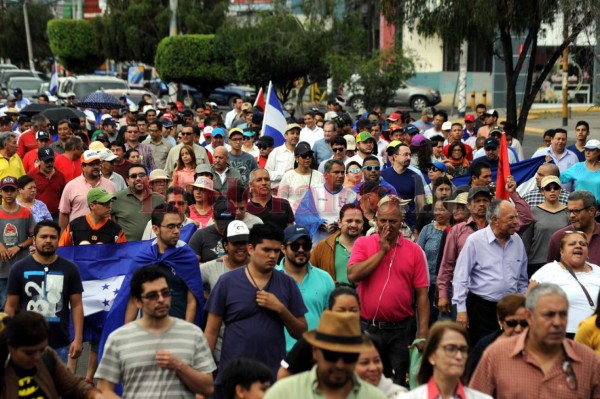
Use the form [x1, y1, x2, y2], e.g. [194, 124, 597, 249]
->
[361, 319, 412, 387]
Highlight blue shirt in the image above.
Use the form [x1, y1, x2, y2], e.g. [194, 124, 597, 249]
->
[312, 139, 333, 164]
[205, 266, 307, 382]
[452, 226, 528, 311]
[380, 167, 424, 228]
[276, 261, 334, 352]
[560, 162, 600, 205]
[567, 144, 585, 162]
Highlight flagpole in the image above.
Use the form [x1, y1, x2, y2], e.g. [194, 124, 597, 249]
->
[261, 81, 272, 138]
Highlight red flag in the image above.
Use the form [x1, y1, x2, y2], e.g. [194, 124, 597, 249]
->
[495, 132, 511, 199]
[254, 87, 265, 111]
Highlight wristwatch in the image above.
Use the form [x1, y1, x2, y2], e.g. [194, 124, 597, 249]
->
[16, 244, 23, 249]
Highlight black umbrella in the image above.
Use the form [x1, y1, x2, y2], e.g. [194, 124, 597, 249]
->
[40, 107, 86, 123]
[76, 91, 123, 110]
[19, 103, 58, 117]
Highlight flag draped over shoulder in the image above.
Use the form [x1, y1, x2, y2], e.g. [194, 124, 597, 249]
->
[495, 133, 511, 199]
[451, 155, 546, 189]
[295, 188, 326, 237]
[261, 81, 287, 148]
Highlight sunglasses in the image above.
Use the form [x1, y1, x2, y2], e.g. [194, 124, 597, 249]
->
[363, 165, 380, 171]
[242, 136, 253, 140]
[321, 349, 360, 364]
[543, 185, 561, 192]
[129, 172, 147, 179]
[428, 167, 441, 172]
[288, 241, 312, 252]
[168, 201, 186, 206]
[180, 132, 193, 136]
[332, 147, 345, 152]
[297, 153, 313, 159]
[141, 288, 172, 301]
[348, 168, 361, 173]
[504, 319, 528, 328]
[257, 145, 268, 150]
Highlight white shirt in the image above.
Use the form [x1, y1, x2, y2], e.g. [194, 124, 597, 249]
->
[531, 260, 600, 333]
[224, 109, 240, 129]
[204, 143, 231, 155]
[265, 145, 295, 187]
[242, 145, 260, 159]
[278, 169, 325, 211]
[299, 125, 324, 148]
[424, 128, 444, 139]
[308, 183, 357, 243]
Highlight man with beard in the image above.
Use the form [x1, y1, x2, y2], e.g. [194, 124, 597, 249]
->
[96, 265, 216, 398]
[380, 143, 425, 229]
[310, 204, 364, 284]
[111, 164, 164, 241]
[6, 220, 84, 367]
[352, 155, 396, 199]
[58, 150, 116, 232]
[276, 224, 334, 352]
[204, 223, 307, 397]
[264, 311, 385, 399]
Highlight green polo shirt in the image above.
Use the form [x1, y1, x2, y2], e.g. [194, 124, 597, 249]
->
[264, 365, 386, 399]
[334, 237, 351, 284]
[112, 189, 164, 241]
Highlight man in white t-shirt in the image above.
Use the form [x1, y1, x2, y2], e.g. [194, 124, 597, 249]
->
[299, 111, 324, 148]
[224, 97, 243, 129]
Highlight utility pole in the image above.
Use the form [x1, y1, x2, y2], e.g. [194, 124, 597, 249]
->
[457, 40, 468, 117]
[561, 12, 569, 127]
[23, 0, 35, 71]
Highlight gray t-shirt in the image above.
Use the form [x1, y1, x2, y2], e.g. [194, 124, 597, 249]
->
[0, 206, 36, 278]
[95, 318, 216, 398]
[521, 206, 570, 265]
[228, 151, 257, 187]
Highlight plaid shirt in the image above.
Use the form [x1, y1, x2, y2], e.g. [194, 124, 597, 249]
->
[523, 187, 570, 207]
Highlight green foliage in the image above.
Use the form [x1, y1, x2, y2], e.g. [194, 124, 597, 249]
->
[154, 34, 235, 92]
[179, 0, 228, 34]
[349, 46, 415, 110]
[0, 3, 54, 67]
[47, 19, 104, 74]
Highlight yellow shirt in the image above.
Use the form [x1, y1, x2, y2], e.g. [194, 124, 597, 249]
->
[574, 315, 600, 355]
[0, 154, 25, 180]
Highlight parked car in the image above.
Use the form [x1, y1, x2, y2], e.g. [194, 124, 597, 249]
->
[0, 64, 17, 72]
[340, 75, 441, 112]
[5, 76, 43, 99]
[0, 69, 46, 97]
[148, 80, 256, 108]
[58, 75, 129, 99]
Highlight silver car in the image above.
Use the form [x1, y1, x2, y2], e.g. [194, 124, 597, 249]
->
[342, 77, 441, 112]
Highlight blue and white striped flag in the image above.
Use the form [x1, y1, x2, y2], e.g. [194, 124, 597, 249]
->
[49, 62, 59, 95]
[261, 81, 287, 148]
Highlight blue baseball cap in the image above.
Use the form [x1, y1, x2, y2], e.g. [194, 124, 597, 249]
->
[427, 161, 447, 173]
[284, 224, 311, 244]
[212, 128, 226, 138]
[403, 124, 419, 136]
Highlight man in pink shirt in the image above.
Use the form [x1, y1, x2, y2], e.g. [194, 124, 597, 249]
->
[348, 196, 429, 387]
[58, 150, 116, 233]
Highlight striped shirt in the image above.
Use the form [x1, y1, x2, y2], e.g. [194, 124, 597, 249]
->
[95, 318, 216, 398]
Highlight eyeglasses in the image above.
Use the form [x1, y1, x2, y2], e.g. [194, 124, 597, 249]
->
[298, 154, 312, 159]
[363, 165, 380, 171]
[288, 241, 312, 252]
[348, 168, 361, 173]
[321, 349, 360, 364]
[180, 132, 193, 136]
[504, 319, 528, 328]
[129, 172, 147, 179]
[428, 167, 441, 172]
[567, 207, 590, 215]
[161, 223, 183, 231]
[141, 288, 172, 301]
[332, 147, 345, 152]
[440, 344, 469, 357]
[563, 360, 578, 391]
[168, 201, 186, 206]
[543, 185, 561, 192]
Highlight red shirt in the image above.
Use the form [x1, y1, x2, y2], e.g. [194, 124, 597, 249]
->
[22, 148, 39, 173]
[17, 130, 37, 158]
[29, 169, 66, 214]
[349, 233, 429, 322]
[54, 154, 82, 183]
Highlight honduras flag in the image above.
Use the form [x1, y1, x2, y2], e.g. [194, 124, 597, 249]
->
[49, 62, 59, 95]
[451, 155, 546, 189]
[261, 81, 287, 147]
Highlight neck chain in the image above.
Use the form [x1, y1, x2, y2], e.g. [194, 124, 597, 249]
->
[246, 266, 265, 291]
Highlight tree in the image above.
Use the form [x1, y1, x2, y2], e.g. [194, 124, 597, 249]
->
[154, 34, 235, 94]
[47, 19, 104, 74]
[398, 0, 600, 142]
[0, 3, 54, 68]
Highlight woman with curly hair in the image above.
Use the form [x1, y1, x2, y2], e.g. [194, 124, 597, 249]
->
[445, 141, 470, 177]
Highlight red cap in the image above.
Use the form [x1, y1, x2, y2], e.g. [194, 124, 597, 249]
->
[388, 112, 401, 122]
[464, 114, 475, 122]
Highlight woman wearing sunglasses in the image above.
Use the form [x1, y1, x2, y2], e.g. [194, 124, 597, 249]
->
[444, 141, 470, 177]
[344, 161, 363, 191]
[403, 321, 491, 399]
[521, 176, 569, 278]
[530, 230, 600, 339]
[468, 294, 526, 379]
[278, 141, 324, 211]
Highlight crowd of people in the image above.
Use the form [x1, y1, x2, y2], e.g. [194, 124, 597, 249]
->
[0, 91, 599, 398]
